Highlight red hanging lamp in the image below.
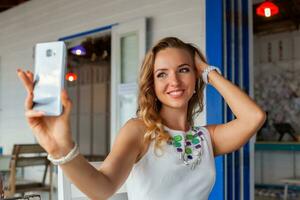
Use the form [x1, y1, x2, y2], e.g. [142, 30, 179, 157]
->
[256, 1, 279, 17]
[66, 72, 78, 82]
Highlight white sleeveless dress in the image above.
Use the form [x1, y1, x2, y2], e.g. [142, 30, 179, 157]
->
[125, 126, 216, 200]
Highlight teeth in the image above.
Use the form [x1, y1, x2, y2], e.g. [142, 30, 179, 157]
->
[169, 90, 183, 97]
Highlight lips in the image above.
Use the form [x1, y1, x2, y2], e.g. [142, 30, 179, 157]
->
[167, 89, 184, 98]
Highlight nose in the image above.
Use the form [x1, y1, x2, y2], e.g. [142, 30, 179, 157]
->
[169, 72, 181, 86]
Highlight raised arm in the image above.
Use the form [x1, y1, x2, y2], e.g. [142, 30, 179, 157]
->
[17, 69, 144, 200]
[58, 119, 144, 200]
[194, 55, 266, 156]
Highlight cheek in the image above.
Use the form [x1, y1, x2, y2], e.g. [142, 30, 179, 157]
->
[154, 79, 168, 99]
[185, 75, 196, 89]
[153, 79, 162, 95]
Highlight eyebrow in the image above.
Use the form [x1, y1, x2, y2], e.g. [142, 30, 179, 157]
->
[154, 63, 191, 74]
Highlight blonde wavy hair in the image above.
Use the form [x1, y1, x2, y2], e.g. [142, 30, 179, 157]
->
[136, 37, 206, 152]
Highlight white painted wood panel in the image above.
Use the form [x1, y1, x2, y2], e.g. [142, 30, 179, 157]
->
[0, 0, 206, 155]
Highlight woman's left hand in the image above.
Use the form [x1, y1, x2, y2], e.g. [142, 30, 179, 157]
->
[194, 52, 209, 78]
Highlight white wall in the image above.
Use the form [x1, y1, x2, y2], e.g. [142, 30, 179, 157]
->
[0, 0, 206, 154]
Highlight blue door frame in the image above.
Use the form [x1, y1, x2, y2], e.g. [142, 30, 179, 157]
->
[206, 0, 251, 200]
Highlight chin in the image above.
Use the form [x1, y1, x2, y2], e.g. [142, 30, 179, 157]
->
[159, 95, 191, 110]
[164, 102, 188, 110]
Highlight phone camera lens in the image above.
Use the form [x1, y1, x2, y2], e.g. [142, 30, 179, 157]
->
[46, 49, 52, 57]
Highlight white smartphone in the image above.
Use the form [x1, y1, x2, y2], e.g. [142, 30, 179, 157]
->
[33, 41, 67, 116]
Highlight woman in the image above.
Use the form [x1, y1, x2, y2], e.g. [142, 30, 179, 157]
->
[17, 37, 266, 200]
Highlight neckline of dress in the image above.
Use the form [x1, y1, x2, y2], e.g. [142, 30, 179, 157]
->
[163, 124, 192, 134]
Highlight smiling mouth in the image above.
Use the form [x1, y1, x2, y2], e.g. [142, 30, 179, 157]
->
[167, 90, 185, 97]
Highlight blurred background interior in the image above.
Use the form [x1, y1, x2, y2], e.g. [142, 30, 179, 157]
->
[0, 0, 300, 200]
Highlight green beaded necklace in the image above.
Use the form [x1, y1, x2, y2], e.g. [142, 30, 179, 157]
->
[167, 126, 204, 170]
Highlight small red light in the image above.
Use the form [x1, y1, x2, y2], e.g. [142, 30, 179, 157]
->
[256, 1, 279, 17]
[66, 72, 77, 82]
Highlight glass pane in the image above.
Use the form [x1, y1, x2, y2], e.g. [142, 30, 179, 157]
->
[120, 33, 138, 83]
[119, 93, 137, 127]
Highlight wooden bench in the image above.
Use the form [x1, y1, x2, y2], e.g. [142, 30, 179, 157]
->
[4, 144, 53, 200]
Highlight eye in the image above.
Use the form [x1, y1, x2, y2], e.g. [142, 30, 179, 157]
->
[179, 67, 190, 73]
[157, 72, 167, 78]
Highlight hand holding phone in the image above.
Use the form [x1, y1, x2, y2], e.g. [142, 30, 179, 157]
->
[33, 41, 67, 116]
[17, 41, 74, 157]
[17, 71, 74, 158]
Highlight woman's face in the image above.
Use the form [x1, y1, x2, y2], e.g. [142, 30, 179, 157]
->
[153, 47, 196, 110]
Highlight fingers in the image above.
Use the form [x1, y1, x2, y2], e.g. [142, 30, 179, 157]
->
[61, 89, 72, 117]
[194, 54, 203, 77]
[25, 70, 34, 82]
[25, 110, 45, 118]
[17, 69, 33, 94]
[25, 91, 34, 111]
[18, 69, 34, 111]
[194, 52, 209, 77]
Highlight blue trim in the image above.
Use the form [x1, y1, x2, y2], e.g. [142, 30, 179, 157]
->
[206, 0, 224, 199]
[244, 142, 250, 200]
[241, 1, 250, 199]
[206, 0, 251, 199]
[225, 0, 233, 199]
[233, 1, 240, 199]
[242, 1, 250, 94]
[58, 24, 117, 41]
[226, 0, 232, 89]
[227, 153, 233, 200]
[225, 0, 233, 122]
[234, 0, 239, 85]
[234, 151, 240, 200]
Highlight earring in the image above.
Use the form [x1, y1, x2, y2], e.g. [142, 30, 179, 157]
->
[193, 90, 196, 94]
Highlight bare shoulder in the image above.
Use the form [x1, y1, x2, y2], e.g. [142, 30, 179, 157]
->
[100, 118, 146, 167]
[121, 118, 147, 137]
[117, 118, 147, 150]
[125, 117, 146, 127]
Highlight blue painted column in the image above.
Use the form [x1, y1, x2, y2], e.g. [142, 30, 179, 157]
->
[206, 0, 251, 200]
[206, 1, 224, 200]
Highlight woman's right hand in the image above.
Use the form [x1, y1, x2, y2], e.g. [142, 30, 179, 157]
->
[17, 69, 74, 158]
